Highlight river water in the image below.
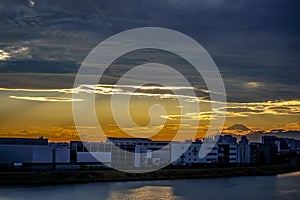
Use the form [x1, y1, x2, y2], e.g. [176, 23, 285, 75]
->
[0, 172, 299, 200]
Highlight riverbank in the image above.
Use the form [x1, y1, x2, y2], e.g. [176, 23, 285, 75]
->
[1, 164, 300, 186]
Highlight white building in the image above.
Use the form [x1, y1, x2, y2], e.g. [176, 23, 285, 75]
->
[171, 141, 207, 165]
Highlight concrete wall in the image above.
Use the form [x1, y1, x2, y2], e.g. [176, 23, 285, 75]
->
[54, 146, 70, 163]
[0, 144, 53, 164]
[32, 146, 53, 163]
[77, 152, 111, 163]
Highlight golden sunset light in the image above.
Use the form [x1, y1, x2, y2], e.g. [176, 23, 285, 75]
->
[0, 85, 299, 142]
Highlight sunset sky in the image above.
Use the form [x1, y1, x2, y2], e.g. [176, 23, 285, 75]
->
[0, 0, 299, 141]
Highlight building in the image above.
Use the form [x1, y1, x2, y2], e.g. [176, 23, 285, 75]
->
[1, 135, 299, 171]
[249, 143, 260, 163]
[217, 135, 238, 164]
[71, 138, 171, 169]
[0, 137, 48, 145]
[70, 141, 112, 168]
[172, 141, 203, 165]
[0, 137, 70, 170]
[262, 136, 288, 152]
[238, 136, 251, 163]
[0, 137, 52, 166]
[201, 136, 219, 163]
[50, 143, 70, 163]
[0, 144, 53, 165]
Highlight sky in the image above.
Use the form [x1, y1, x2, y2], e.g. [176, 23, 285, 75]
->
[0, 0, 299, 141]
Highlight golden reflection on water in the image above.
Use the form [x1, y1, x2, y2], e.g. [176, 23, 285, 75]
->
[277, 171, 300, 178]
[107, 186, 184, 200]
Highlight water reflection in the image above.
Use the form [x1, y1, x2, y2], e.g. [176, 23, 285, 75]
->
[107, 186, 184, 200]
[0, 172, 299, 200]
[278, 171, 300, 177]
[276, 171, 300, 200]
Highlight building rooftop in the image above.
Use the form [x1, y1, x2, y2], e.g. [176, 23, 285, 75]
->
[0, 137, 48, 145]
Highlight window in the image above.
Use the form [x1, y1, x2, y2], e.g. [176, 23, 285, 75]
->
[208, 153, 217, 156]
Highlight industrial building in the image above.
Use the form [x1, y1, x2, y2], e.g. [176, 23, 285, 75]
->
[1, 135, 299, 171]
[0, 137, 70, 170]
[70, 138, 171, 169]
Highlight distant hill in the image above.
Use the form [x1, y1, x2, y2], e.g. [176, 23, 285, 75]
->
[222, 130, 300, 143]
[226, 124, 251, 132]
[246, 130, 300, 142]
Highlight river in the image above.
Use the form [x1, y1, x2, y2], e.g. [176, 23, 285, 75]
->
[0, 172, 299, 200]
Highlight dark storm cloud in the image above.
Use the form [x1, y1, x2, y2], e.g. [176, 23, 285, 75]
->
[0, 0, 299, 101]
